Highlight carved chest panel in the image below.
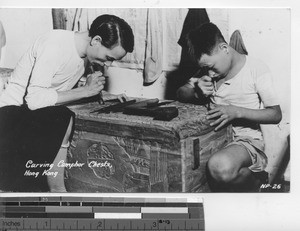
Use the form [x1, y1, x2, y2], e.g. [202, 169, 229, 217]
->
[65, 101, 232, 193]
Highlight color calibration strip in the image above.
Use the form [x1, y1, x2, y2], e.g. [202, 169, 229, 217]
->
[0, 196, 204, 230]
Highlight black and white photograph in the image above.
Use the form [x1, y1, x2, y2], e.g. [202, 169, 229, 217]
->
[0, 0, 299, 230]
[0, 8, 291, 193]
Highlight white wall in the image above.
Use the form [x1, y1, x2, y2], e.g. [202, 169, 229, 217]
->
[227, 8, 291, 120]
[223, 9, 291, 179]
[0, 8, 53, 68]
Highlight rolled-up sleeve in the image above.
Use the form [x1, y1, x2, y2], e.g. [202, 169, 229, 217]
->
[26, 86, 58, 110]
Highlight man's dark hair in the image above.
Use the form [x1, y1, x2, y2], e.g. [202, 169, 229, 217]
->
[186, 22, 226, 62]
[89, 14, 134, 53]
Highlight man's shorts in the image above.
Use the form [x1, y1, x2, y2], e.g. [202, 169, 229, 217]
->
[226, 136, 267, 172]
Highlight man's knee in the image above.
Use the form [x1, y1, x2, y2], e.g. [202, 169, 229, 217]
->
[207, 153, 238, 183]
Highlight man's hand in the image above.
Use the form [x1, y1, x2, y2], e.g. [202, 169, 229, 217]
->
[84, 71, 106, 97]
[195, 75, 214, 97]
[102, 92, 128, 103]
[206, 105, 241, 131]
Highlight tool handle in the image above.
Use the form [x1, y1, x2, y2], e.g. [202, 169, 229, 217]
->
[90, 99, 137, 114]
[152, 107, 179, 121]
[123, 106, 178, 121]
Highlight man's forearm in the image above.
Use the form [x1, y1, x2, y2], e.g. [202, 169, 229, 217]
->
[206, 104, 282, 131]
[236, 105, 282, 124]
[56, 87, 90, 105]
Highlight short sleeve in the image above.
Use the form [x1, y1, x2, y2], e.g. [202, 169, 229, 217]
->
[256, 71, 280, 107]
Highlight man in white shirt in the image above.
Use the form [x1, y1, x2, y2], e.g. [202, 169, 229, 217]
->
[177, 22, 282, 192]
[0, 14, 134, 192]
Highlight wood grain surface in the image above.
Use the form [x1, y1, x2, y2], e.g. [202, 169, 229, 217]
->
[66, 101, 232, 193]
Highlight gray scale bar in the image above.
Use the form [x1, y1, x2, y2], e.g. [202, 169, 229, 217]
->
[39, 197, 62, 202]
[142, 213, 189, 219]
[1, 206, 45, 213]
[188, 207, 204, 219]
[45, 206, 92, 213]
[0, 197, 40, 202]
[93, 206, 140, 213]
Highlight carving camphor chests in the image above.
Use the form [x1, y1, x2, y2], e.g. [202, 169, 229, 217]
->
[65, 100, 232, 193]
[0, 68, 231, 192]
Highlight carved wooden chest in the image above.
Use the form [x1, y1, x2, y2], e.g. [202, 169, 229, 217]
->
[65, 100, 232, 193]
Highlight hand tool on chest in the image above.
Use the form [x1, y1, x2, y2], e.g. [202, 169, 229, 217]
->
[123, 99, 178, 121]
[90, 98, 178, 121]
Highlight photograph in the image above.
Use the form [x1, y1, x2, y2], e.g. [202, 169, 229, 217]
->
[0, 7, 290, 194]
[1, 1, 300, 230]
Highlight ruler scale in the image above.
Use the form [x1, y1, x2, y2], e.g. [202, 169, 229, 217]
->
[0, 197, 204, 230]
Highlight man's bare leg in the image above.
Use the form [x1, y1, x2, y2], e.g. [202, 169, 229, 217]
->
[47, 117, 73, 192]
[206, 144, 261, 192]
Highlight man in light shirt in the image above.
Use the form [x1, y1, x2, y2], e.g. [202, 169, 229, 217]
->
[0, 14, 134, 192]
[177, 22, 282, 192]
